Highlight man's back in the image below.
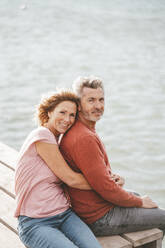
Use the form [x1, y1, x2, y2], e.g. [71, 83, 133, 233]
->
[60, 77, 165, 237]
[60, 120, 142, 224]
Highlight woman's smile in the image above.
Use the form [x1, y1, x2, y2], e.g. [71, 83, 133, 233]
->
[47, 101, 77, 137]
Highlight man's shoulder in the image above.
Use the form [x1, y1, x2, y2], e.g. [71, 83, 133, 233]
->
[62, 120, 95, 145]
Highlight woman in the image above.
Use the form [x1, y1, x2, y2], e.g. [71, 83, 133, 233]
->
[14, 90, 101, 248]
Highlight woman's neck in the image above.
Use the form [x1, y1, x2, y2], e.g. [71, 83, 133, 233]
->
[43, 123, 60, 139]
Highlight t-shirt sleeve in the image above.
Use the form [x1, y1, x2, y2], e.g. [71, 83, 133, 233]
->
[30, 128, 57, 145]
[18, 128, 57, 160]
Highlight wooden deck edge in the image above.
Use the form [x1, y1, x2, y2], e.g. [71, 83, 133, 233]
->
[0, 141, 18, 170]
[0, 217, 18, 235]
[0, 186, 15, 199]
[0, 160, 15, 171]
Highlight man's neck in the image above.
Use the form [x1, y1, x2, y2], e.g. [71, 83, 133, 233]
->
[78, 114, 96, 130]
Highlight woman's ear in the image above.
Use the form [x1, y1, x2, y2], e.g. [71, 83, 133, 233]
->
[78, 103, 81, 112]
[48, 111, 51, 118]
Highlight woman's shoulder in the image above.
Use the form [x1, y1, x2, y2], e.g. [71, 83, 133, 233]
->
[24, 126, 56, 146]
[18, 127, 57, 159]
[31, 126, 52, 137]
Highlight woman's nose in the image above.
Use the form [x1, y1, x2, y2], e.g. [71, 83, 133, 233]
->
[64, 115, 70, 122]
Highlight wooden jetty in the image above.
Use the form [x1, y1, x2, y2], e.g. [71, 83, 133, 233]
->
[0, 141, 163, 248]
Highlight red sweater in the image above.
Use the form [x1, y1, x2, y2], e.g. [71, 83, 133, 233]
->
[60, 120, 142, 224]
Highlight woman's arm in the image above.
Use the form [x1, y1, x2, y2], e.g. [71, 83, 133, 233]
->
[35, 141, 91, 190]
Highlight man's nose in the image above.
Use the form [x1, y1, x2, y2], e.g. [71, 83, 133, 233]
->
[95, 101, 103, 109]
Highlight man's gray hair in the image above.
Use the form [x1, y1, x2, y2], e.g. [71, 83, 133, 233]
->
[72, 76, 104, 97]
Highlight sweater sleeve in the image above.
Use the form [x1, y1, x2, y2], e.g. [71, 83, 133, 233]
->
[73, 135, 142, 208]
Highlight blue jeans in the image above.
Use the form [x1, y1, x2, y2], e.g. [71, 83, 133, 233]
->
[18, 209, 101, 248]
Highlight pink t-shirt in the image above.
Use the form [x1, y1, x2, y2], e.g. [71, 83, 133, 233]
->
[14, 127, 70, 218]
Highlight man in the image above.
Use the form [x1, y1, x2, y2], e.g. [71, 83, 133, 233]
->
[60, 76, 165, 236]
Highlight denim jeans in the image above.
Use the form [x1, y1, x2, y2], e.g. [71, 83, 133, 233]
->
[89, 206, 165, 237]
[18, 209, 101, 248]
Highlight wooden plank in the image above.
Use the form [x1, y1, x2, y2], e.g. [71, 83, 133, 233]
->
[98, 235, 132, 248]
[0, 223, 25, 248]
[122, 228, 163, 247]
[0, 161, 15, 197]
[0, 141, 18, 170]
[0, 189, 18, 234]
[140, 238, 162, 248]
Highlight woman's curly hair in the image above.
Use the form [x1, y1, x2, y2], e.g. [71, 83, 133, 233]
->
[36, 89, 79, 126]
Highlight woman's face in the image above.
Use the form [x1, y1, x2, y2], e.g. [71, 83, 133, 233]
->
[47, 100, 77, 136]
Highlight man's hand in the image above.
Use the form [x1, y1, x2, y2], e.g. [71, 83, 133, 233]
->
[141, 196, 158, 208]
[111, 174, 125, 187]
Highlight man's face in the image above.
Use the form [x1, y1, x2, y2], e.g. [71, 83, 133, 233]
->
[79, 87, 104, 123]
